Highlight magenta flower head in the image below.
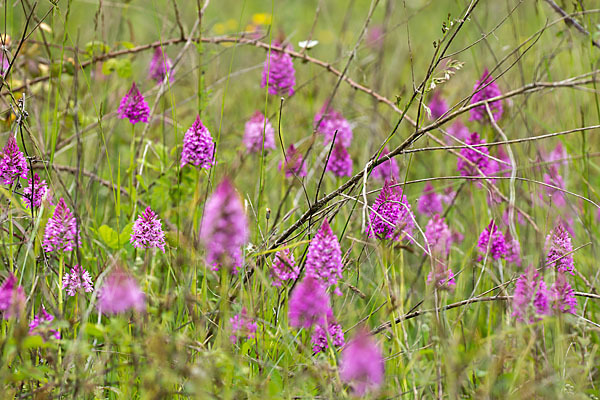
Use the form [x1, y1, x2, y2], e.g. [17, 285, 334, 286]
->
[417, 183, 443, 216]
[148, 46, 173, 83]
[181, 115, 215, 169]
[200, 179, 249, 273]
[326, 143, 352, 178]
[428, 91, 449, 120]
[314, 107, 353, 148]
[43, 198, 79, 253]
[311, 319, 345, 353]
[271, 248, 299, 287]
[505, 236, 522, 266]
[0, 135, 28, 186]
[279, 144, 307, 178]
[0, 274, 25, 319]
[551, 272, 577, 314]
[118, 82, 150, 125]
[63, 265, 94, 296]
[98, 267, 145, 314]
[243, 111, 276, 153]
[22, 173, 48, 209]
[445, 121, 470, 144]
[340, 329, 385, 396]
[288, 275, 331, 329]
[130, 207, 166, 253]
[512, 266, 550, 323]
[366, 179, 414, 241]
[545, 224, 574, 274]
[229, 308, 257, 343]
[457, 132, 497, 182]
[29, 307, 60, 340]
[424, 214, 452, 257]
[469, 68, 503, 122]
[261, 41, 295, 96]
[305, 219, 344, 296]
[477, 220, 507, 260]
[371, 147, 399, 181]
[544, 142, 568, 173]
[541, 172, 566, 207]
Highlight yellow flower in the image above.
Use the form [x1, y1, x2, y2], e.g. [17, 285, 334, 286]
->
[252, 13, 272, 26]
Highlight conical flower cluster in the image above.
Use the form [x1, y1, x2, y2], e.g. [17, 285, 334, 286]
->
[477, 220, 507, 260]
[148, 47, 173, 83]
[311, 319, 345, 353]
[512, 266, 549, 323]
[118, 82, 150, 125]
[229, 308, 257, 343]
[287, 275, 331, 329]
[43, 198, 79, 253]
[63, 265, 94, 297]
[417, 183, 443, 216]
[326, 142, 352, 178]
[29, 307, 60, 340]
[371, 147, 399, 181]
[457, 132, 497, 181]
[551, 272, 577, 314]
[545, 224, 574, 273]
[180, 115, 215, 169]
[428, 91, 449, 120]
[261, 41, 296, 96]
[22, 173, 48, 209]
[98, 267, 145, 314]
[271, 248, 299, 287]
[0, 274, 25, 319]
[0, 135, 28, 186]
[340, 329, 385, 396]
[130, 207, 166, 253]
[279, 144, 307, 178]
[469, 68, 503, 122]
[366, 179, 414, 241]
[314, 106, 353, 147]
[200, 179, 249, 273]
[243, 111, 276, 153]
[305, 219, 344, 295]
[425, 214, 455, 290]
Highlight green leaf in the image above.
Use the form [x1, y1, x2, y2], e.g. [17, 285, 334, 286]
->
[84, 323, 105, 339]
[102, 59, 118, 75]
[119, 41, 136, 50]
[97, 224, 120, 249]
[119, 223, 133, 246]
[22, 335, 44, 350]
[85, 41, 110, 56]
[116, 58, 132, 79]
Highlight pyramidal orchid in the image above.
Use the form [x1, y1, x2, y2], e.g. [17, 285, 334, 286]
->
[305, 219, 344, 296]
[63, 265, 94, 296]
[326, 142, 352, 178]
[43, 198, 79, 253]
[229, 308, 257, 343]
[22, 173, 48, 209]
[0, 274, 25, 319]
[469, 68, 503, 122]
[180, 115, 215, 169]
[366, 179, 414, 241]
[314, 106, 353, 147]
[271, 248, 299, 287]
[98, 267, 145, 314]
[0, 135, 28, 186]
[288, 275, 331, 329]
[29, 307, 60, 340]
[428, 91, 449, 120]
[545, 224, 574, 274]
[311, 319, 345, 354]
[118, 82, 150, 125]
[550, 272, 577, 314]
[261, 41, 295, 96]
[243, 111, 276, 153]
[279, 144, 307, 178]
[130, 207, 166, 253]
[512, 266, 550, 323]
[425, 214, 455, 290]
[339, 329, 385, 396]
[199, 179, 249, 273]
[417, 183, 443, 216]
[477, 220, 507, 260]
[371, 147, 399, 181]
[457, 132, 497, 182]
[148, 46, 173, 83]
